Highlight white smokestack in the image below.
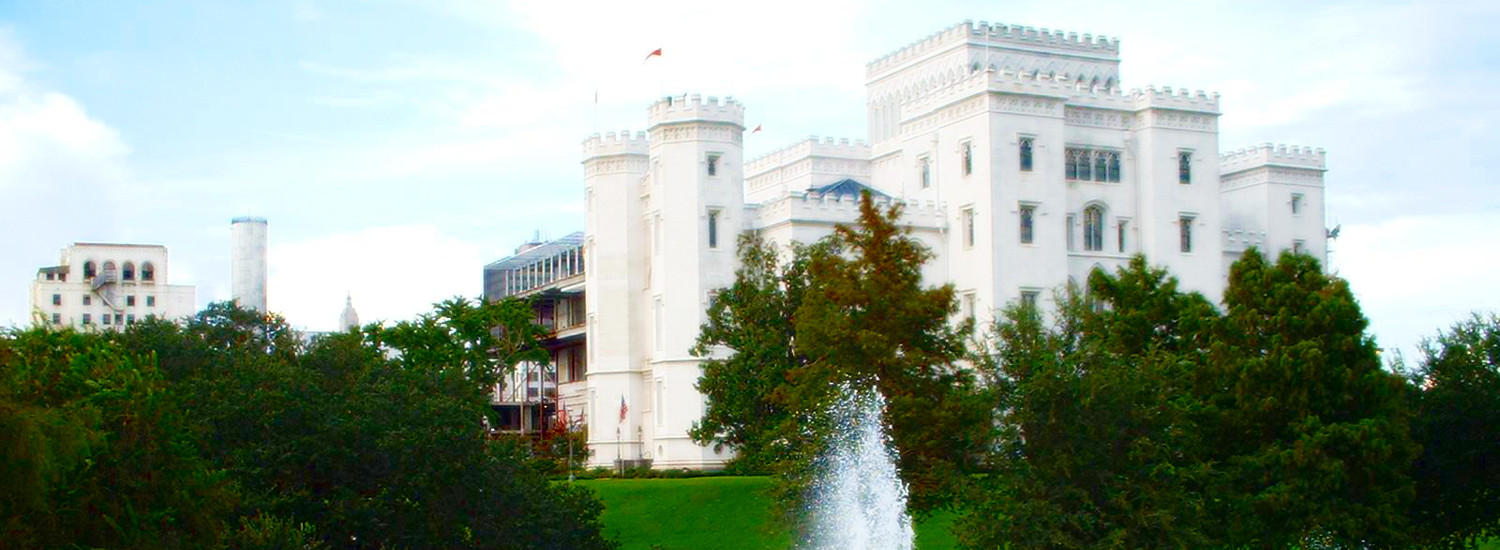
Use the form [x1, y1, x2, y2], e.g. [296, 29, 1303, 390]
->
[230, 216, 268, 312]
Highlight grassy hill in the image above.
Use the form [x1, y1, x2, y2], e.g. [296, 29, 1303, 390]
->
[576, 476, 958, 550]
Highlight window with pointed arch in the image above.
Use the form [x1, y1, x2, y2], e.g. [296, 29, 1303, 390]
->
[1083, 205, 1105, 251]
[1019, 136, 1034, 172]
[961, 141, 974, 176]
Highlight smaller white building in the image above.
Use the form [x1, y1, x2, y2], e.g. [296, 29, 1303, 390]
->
[29, 243, 197, 330]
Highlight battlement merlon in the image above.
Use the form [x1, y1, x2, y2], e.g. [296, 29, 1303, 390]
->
[1130, 85, 1221, 115]
[745, 136, 872, 178]
[866, 20, 1120, 80]
[582, 131, 649, 161]
[1220, 143, 1327, 175]
[646, 94, 745, 129]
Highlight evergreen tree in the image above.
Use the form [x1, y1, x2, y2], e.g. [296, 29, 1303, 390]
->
[1403, 313, 1500, 550]
[959, 259, 1220, 550]
[785, 191, 990, 514]
[1208, 249, 1417, 550]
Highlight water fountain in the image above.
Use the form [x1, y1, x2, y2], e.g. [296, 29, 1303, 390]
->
[804, 387, 915, 550]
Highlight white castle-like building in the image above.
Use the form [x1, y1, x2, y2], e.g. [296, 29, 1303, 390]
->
[486, 20, 1331, 470]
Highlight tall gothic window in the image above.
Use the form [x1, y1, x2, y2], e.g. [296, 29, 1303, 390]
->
[1107, 151, 1121, 182]
[1066, 149, 1079, 179]
[961, 142, 974, 176]
[1019, 137, 1034, 172]
[708, 210, 720, 249]
[1066, 214, 1076, 251]
[963, 207, 976, 248]
[920, 158, 931, 188]
[1179, 151, 1192, 184]
[707, 153, 721, 177]
[1083, 206, 1104, 251]
[1076, 150, 1093, 180]
[1019, 204, 1035, 244]
[1179, 215, 1195, 253]
[1117, 219, 1128, 253]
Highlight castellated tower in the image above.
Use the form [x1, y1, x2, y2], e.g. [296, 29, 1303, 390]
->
[581, 130, 650, 467]
[641, 94, 745, 468]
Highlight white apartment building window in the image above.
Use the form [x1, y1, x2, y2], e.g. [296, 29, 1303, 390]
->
[141, 262, 154, 282]
[961, 141, 974, 176]
[146, 296, 156, 307]
[1291, 193, 1304, 215]
[1293, 240, 1306, 254]
[84, 262, 96, 279]
[1019, 137, 1034, 172]
[82, 314, 91, 325]
[1083, 206, 1105, 252]
[706, 153, 721, 176]
[963, 207, 976, 248]
[115, 314, 122, 325]
[1019, 204, 1036, 244]
[1117, 219, 1129, 253]
[83, 295, 91, 306]
[1020, 290, 1040, 309]
[126, 314, 135, 325]
[103, 314, 111, 326]
[1066, 214, 1076, 251]
[919, 157, 931, 188]
[126, 296, 136, 307]
[52, 313, 61, 325]
[1180, 215, 1196, 253]
[961, 292, 976, 322]
[52, 294, 61, 306]
[1066, 148, 1121, 183]
[1179, 151, 1193, 184]
[708, 210, 720, 249]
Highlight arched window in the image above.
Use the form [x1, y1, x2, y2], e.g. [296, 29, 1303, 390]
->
[141, 262, 155, 282]
[1083, 206, 1105, 251]
[83, 261, 97, 279]
[122, 262, 135, 281]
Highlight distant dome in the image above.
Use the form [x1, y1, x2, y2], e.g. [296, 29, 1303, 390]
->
[339, 294, 360, 331]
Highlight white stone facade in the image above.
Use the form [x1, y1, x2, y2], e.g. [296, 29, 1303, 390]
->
[231, 216, 269, 312]
[574, 20, 1330, 469]
[29, 243, 197, 330]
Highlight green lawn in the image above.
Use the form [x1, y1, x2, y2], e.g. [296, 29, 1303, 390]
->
[576, 476, 959, 550]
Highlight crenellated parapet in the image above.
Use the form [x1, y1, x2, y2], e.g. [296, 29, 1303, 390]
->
[755, 191, 945, 230]
[1130, 85, 1220, 114]
[866, 20, 1118, 80]
[745, 136, 871, 177]
[1220, 143, 1327, 175]
[647, 93, 745, 129]
[895, 66, 1221, 133]
[582, 130, 649, 161]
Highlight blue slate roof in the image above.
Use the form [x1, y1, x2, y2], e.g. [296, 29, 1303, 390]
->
[809, 178, 890, 199]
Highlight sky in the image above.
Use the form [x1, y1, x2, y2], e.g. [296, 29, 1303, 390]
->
[1, 0, 1496, 359]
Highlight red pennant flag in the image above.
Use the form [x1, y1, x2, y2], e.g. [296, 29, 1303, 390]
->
[750, 124, 762, 134]
[643, 48, 662, 63]
[618, 396, 629, 423]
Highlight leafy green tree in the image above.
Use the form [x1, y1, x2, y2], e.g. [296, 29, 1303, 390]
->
[119, 300, 615, 550]
[784, 191, 990, 514]
[0, 327, 237, 550]
[1207, 249, 1417, 550]
[690, 234, 815, 473]
[1402, 313, 1500, 550]
[959, 259, 1221, 550]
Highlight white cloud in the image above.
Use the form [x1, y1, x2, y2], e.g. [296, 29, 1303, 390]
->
[1334, 213, 1500, 359]
[0, 29, 137, 327]
[267, 225, 486, 332]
